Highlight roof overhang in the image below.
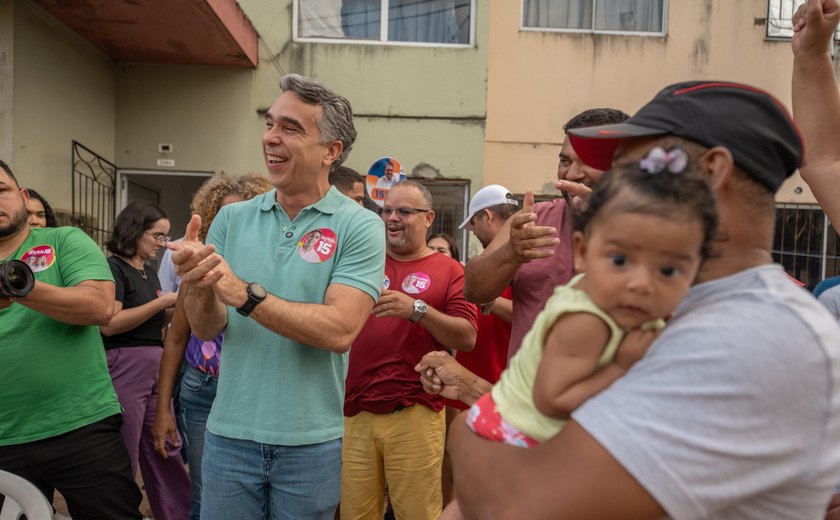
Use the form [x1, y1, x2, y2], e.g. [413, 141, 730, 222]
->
[34, 0, 258, 68]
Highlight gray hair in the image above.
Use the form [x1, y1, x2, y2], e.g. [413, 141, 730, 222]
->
[279, 74, 357, 166]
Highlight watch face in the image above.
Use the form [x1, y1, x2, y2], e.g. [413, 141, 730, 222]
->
[249, 283, 267, 299]
[414, 300, 428, 313]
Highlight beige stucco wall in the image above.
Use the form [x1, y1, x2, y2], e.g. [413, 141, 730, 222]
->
[114, 0, 488, 189]
[11, 0, 116, 210]
[483, 0, 815, 203]
[0, 0, 12, 164]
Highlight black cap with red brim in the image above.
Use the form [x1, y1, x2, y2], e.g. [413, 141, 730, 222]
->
[566, 81, 803, 192]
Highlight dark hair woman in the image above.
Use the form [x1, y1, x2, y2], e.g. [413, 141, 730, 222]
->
[100, 201, 191, 519]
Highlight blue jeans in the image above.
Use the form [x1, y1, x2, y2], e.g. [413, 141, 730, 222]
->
[179, 364, 217, 520]
[200, 431, 341, 520]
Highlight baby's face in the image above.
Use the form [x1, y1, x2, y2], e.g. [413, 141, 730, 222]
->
[575, 210, 703, 330]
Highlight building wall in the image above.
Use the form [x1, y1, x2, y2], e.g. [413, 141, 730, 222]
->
[483, 0, 816, 204]
[0, 0, 13, 164]
[12, 0, 116, 211]
[112, 1, 488, 191]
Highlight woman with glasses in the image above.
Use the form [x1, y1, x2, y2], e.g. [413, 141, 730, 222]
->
[100, 201, 191, 520]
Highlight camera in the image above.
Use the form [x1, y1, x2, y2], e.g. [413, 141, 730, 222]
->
[0, 260, 35, 298]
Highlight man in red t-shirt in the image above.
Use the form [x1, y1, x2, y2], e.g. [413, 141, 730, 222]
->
[341, 181, 478, 520]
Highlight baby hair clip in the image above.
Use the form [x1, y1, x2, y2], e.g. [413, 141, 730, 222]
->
[639, 147, 689, 174]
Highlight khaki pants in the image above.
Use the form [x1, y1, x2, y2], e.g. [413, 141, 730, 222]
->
[341, 405, 445, 520]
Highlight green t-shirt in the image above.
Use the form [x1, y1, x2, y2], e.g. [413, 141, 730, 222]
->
[0, 227, 121, 445]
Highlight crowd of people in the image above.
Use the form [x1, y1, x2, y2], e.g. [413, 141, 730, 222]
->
[2, 1, 840, 519]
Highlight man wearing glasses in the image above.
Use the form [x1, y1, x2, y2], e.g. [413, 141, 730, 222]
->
[341, 181, 478, 520]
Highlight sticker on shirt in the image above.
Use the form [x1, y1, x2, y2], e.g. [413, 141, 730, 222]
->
[382, 275, 391, 290]
[402, 272, 431, 294]
[20, 244, 55, 272]
[297, 228, 337, 263]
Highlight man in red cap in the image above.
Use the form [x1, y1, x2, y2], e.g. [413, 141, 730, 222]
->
[436, 79, 840, 518]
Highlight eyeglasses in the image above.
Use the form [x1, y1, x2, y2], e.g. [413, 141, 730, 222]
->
[145, 232, 171, 244]
[379, 207, 431, 218]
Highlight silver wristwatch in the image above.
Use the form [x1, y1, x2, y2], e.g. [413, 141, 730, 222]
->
[409, 299, 429, 323]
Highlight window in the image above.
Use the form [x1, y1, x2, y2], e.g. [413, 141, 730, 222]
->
[296, 0, 474, 46]
[417, 179, 470, 261]
[767, 0, 840, 40]
[522, 0, 666, 35]
[773, 204, 840, 290]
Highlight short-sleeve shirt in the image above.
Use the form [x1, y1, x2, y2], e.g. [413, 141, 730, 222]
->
[0, 227, 121, 445]
[510, 198, 574, 357]
[102, 256, 165, 348]
[574, 265, 840, 519]
[205, 187, 385, 446]
[447, 286, 513, 411]
[344, 252, 479, 416]
[493, 275, 623, 442]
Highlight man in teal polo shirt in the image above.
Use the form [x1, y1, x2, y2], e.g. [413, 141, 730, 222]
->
[170, 74, 385, 519]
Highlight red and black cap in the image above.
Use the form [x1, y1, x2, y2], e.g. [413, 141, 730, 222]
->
[567, 81, 804, 192]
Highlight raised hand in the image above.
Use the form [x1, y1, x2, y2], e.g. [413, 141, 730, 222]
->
[792, 0, 840, 56]
[168, 214, 223, 288]
[507, 191, 560, 263]
[555, 179, 593, 213]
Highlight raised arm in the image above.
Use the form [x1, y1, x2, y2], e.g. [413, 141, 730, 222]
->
[168, 215, 228, 340]
[791, 0, 840, 230]
[464, 192, 561, 303]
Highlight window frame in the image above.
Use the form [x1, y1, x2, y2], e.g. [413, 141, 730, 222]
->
[293, 0, 477, 48]
[772, 203, 840, 290]
[519, 0, 668, 38]
[765, 0, 840, 41]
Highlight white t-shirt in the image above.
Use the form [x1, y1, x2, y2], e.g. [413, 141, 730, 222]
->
[574, 264, 840, 519]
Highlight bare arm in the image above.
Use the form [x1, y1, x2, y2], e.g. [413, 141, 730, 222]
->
[372, 289, 477, 352]
[244, 282, 375, 353]
[488, 296, 513, 323]
[532, 313, 621, 418]
[464, 192, 560, 303]
[12, 279, 115, 326]
[448, 414, 664, 519]
[791, 0, 840, 230]
[168, 215, 229, 340]
[416, 350, 492, 406]
[153, 290, 191, 458]
[100, 291, 177, 336]
[172, 214, 378, 351]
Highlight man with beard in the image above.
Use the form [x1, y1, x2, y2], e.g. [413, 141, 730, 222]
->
[0, 160, 142, 518]
[341, 181, 478, 520]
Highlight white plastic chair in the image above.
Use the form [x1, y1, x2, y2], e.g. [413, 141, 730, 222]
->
[0, 470, 53, 520]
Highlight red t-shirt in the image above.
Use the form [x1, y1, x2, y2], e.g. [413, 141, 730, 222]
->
[447, 286, 513, 411]
[344, 252, 478, 416]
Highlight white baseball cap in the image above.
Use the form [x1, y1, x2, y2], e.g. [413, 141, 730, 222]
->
[459, 184, 519, 229]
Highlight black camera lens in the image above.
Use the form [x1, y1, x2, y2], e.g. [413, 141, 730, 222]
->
[0, 260, 35, 298]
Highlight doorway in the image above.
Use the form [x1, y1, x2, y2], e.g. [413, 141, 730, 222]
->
[117, 169, 212, 268]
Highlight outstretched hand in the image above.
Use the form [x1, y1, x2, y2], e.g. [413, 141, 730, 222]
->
[507, 191, 560, 264]
[168, 214, 223, 288]
[792, 0, 840, 56]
